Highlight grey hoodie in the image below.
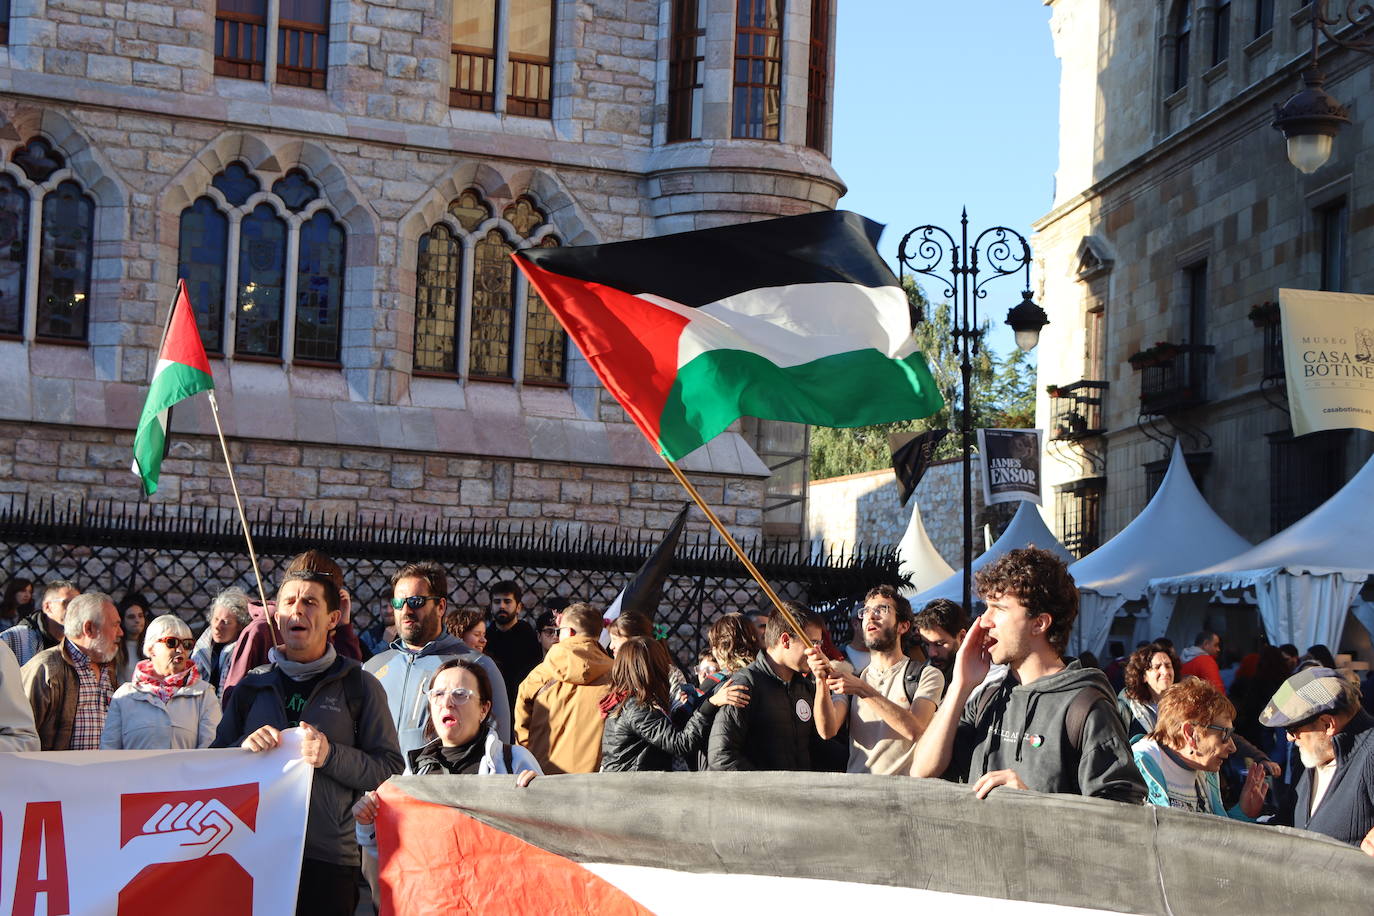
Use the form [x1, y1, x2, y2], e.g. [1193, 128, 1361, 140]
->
[363, 632, 510, 768]
[952, 659, 1146, 803]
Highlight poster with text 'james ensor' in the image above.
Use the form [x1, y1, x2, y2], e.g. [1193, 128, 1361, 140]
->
[977, 428, 1043, 507]
[1280, 288, 1374, 438]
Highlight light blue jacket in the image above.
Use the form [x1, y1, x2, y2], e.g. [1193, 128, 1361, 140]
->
[363, 633, 510, 770]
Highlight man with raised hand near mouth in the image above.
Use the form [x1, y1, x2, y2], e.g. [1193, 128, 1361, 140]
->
[911, 547, 1145, 803]
[364, 561, 510, 767]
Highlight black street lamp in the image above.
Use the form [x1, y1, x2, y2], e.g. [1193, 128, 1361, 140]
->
[1272, 2, 1374, 173]
[897, 210, 1048, 614]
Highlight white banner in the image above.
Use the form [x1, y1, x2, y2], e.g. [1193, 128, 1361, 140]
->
[1, 730, 311, 916]
[977, 429, 1044, 506]
[1279, 287, 1374, 436]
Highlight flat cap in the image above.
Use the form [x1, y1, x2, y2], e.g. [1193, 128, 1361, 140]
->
[1259, 667, 1347, 728]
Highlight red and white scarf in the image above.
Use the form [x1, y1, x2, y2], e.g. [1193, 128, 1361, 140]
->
[133, 658, 199, 703]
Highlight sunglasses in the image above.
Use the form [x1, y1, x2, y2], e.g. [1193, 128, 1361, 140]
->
[390, 595, 440, 611]
[156, 637, 195, 651]
[1201, 724, 1235, 743]
[427, 686, 478, 705]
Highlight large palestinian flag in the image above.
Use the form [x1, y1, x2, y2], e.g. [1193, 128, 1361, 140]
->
[513, 211, 943, 461]
[372, 771, 1370, 915]
[131, 279, 215, 495]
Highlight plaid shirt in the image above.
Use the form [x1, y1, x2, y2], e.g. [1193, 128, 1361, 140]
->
[65, 641, 114, 750]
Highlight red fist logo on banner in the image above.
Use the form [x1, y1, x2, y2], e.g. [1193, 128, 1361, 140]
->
[117, 785, 259, 916]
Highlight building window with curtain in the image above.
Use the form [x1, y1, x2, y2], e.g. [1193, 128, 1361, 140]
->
[1170, 0, 1191, 92]
[451, 0, 498, 111]
[667, 0, 706, 142]
[1319, 198, 1348, 292]
[214, 0, 329, 89]
[733, 0, 784, 140]
[450, 0, 554, 117]
[507, 0, 554, 117]
[176, 162, 347, 363]
[412, 188, 566, 383]
[805, 0, 830, 152]
[1, 138, 95, 343]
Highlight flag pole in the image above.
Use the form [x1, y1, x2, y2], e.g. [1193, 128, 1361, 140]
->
[206, 391, 278, 645]
[659, 456, 816, 652]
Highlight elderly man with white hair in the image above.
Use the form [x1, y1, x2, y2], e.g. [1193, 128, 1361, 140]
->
[21, 590, 122, 750]
[193, 587, 252, 696]
[103, 614, 222, 749]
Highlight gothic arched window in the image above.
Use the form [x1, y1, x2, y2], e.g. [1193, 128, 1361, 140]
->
[2, 138, 95, 342]
[176, 161, 346, 362]
[411, 188, 567, 383]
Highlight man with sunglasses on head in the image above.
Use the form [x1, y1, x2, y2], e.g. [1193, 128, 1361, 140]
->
[215, 570, 402, 916]
[1261, 667, 1374, 855]
[363, 562, 510, 771]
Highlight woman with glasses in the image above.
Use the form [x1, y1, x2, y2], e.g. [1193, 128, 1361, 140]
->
[1131, 677, 1269, 820]
[101, 614, 222, 749]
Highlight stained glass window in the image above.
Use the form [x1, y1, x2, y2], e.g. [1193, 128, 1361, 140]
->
[469, 229, 515, 378]
[414, 224, 463, 374]
[235, 203, 287, 357]
[0, 174, 28, 336]
[177, 197, 229, 353]
[35, 180, 94, 341]
[523, 236, 565, 384]
[294, 210, 346, 362]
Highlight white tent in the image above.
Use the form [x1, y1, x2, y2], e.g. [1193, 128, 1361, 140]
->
[896, 499, 954, 597]
[1148, 452, 1374, 650]
[910, 501, 1075, 608]
[1066, 443, 1251, 658]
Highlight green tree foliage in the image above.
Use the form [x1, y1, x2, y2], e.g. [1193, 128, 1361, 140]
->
[808, 279, 1038, 481]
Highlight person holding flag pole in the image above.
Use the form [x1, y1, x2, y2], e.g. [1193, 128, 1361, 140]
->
[130, 279, 276, 642]
[513, 210, 946, 649]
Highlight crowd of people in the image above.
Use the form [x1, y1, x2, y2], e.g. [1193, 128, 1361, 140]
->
[2, 544, 1372, 914]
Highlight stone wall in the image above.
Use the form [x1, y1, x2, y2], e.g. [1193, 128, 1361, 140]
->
[807, 457, 1018, 568]
[0, 420, 759, 536]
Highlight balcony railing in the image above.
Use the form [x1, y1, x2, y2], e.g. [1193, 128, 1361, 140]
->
[451, 46, 496, 111]
[1056, 477, 1105, 558]
[1135, 343, 1214, 415]
[1047, 380, 1108, 441]
[277, 19, 328, 89]
[507, 53, 552, 118]
[214, 11, 267, 80]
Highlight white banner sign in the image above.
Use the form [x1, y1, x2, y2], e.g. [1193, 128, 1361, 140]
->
[1, 731, 311, 916]
[977, 428, 1044, 506]
[1280, 287, 1374, 437]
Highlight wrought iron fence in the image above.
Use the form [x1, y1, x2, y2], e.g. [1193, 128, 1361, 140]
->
[0, 497, 899, 671]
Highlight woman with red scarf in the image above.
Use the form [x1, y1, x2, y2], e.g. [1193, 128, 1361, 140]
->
[101, 614, 222, 749]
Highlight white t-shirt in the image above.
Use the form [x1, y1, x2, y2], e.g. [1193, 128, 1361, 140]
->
[845, 658, 944, 775]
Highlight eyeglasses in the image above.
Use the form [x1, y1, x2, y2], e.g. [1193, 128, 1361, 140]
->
[540, 627, 558, 637]
[427, 686, 477, 705]
[1201, 724, 1235, 742]
[861, 606, 893, 620]
[155, 637, 195, 651]
[391, 595, 440, 611]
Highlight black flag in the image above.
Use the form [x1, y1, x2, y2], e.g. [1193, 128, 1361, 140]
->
[890, 429, 949, 507]
[607, 503, 690, 622]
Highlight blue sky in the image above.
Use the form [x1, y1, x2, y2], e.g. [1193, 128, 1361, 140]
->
[831, 2, 1061, 356]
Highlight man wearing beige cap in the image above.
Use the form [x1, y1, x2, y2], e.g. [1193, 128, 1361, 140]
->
[1261, 667, 1374, 855]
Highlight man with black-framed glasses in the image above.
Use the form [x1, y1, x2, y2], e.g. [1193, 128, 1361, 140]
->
[363, 562, 510, 773]
[1261, 667, 1374, 855]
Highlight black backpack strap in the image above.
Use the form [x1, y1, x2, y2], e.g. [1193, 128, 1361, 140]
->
[502, 740, 514, 774]
[342, 664, 365, 739]
[1065, 688, 1107, 751]
[902, 659, 925, 706]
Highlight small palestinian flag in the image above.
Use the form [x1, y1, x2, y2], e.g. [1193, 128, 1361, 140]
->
[131, 279, 215, 495]
[513, 211, 944, 461]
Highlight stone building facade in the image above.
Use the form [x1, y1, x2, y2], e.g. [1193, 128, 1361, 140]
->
[1034, 0, 1374, 561]
[0, 0, 843, 542]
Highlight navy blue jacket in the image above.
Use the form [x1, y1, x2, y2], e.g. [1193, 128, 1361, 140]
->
[1292, 709, 1374, 847]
